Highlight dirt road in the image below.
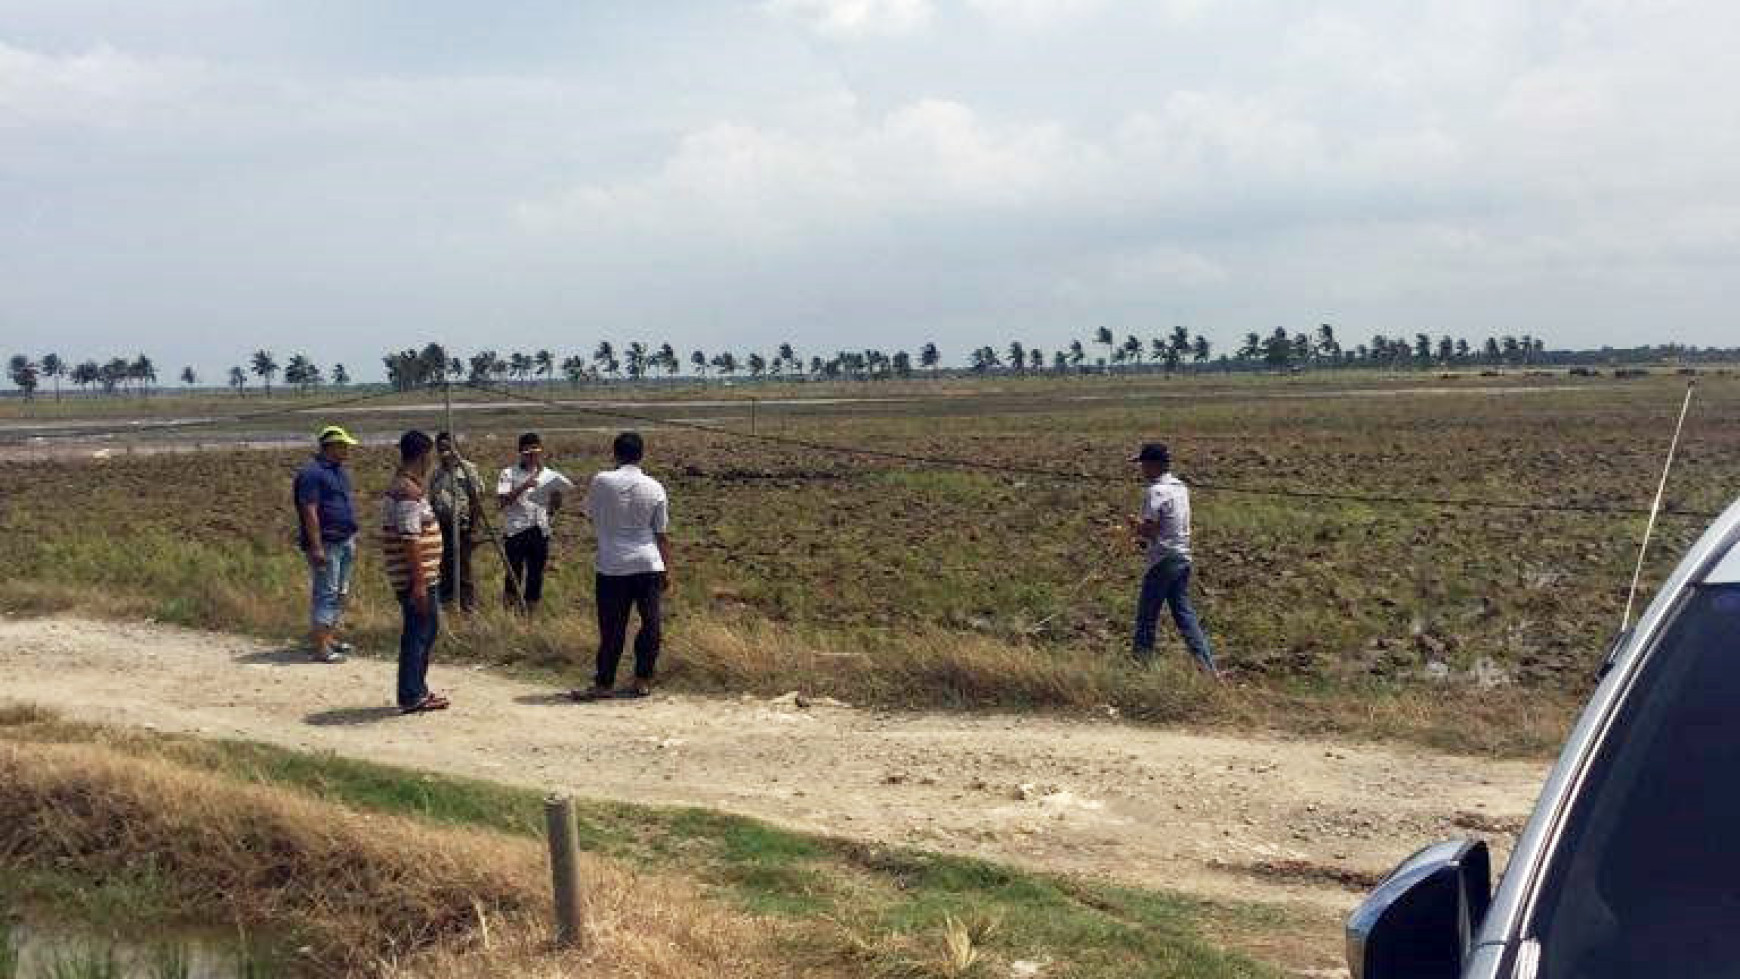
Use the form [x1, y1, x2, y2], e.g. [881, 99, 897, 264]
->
[0, 616, 1547, 918]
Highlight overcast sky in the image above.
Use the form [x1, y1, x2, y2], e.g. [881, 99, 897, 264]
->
[3, 0, 1736, 380]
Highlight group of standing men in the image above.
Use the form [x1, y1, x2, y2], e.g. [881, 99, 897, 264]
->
[291, 425, 673, 713]
[290, 424, 1218, 715]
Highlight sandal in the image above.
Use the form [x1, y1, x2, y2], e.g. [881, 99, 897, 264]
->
[401, 693, 450, 714]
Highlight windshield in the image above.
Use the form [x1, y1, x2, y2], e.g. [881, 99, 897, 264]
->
[1530, 584, 1740, 978]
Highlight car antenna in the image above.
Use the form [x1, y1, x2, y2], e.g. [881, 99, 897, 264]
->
[1619, 380, 1697, 632]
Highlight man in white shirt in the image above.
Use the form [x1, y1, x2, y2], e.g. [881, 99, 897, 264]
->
[1127, 442, 1219, 677]
[569, 431, 671, 700]
[496, 432, 574, 614]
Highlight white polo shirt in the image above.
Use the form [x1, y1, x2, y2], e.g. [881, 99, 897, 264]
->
[1141, 473, 1192, 564]
[584, 464, 670, 576]
[496, 465, 574, 538]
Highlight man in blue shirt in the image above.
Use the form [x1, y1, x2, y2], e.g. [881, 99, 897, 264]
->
[294, 425, 360, 663]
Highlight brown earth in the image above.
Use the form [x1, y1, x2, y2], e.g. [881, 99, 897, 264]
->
[0, 615, 1547, 924]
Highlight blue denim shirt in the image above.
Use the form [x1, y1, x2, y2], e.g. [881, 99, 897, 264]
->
[293, 454, 358, 548]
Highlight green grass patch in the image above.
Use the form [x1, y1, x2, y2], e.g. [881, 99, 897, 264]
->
[0, 715, 1283, 978]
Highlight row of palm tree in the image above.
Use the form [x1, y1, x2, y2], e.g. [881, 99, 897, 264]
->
[7, 353, 161, 400]
[8, 328, 1558, 401]
[1226, 325, 1549, 372]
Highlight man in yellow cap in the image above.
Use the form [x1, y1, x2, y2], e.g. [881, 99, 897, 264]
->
[294, 425, 360, 662]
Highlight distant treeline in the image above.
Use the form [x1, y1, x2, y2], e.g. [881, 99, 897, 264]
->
[8, 332, 1740, 399]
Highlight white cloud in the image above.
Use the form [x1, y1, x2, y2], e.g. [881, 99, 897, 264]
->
[0, 41, 208, 127]
[516, 98, 1107, 241]
[762, 0, 934, 37]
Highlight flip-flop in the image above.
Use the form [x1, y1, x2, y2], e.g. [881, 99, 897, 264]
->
[401, 693, 450, 714]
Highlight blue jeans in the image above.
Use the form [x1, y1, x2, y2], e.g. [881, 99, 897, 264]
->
[308, 535, 356, 629]
[396, 591, 440, 708]
[1133, 555, 1217, 672]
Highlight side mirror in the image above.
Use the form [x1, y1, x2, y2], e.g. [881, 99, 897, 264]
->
[1347, 839, 1492, 979]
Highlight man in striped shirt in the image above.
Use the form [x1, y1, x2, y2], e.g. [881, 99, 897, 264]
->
[381, 430, 449, 714]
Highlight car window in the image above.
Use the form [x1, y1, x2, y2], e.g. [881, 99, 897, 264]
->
[1530, 584, 1740, 978]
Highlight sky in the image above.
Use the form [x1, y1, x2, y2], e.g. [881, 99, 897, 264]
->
[3, 0, 1737, 381]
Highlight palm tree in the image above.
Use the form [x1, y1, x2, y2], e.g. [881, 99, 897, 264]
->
[1191, 335, 1211, 370]
[100, 358, 129, 395]
[658, 343, 679, 377]
[625, 342, 649, 381]
[1052, 350, 1068, 373]
[508, 351, 532, 384]
[690, 350, 707, 379]
[710, 351, 738, 378]
[39, 353, 64, 401]
[180, 366, 197, 389]
[1263, 328, 1292, 371]
[593, 341, 618, 381]
[1122, 335, 1143, 372]
[1068, 340, 1085, 371]
[1094, 327, 1115, 371]
[7, 355, 38, 400]
[72, 360, 99, 394]
[534, 349, 554, 389]
[1315, 323, 1340, 362]
[129, 354, 157, 397]
[1239, 333, 1262, 363]
[332, 364, 349, 387]
[228, 365, 246, 396]
[920, 342, 941, 376]
[284, 353, 320, 393]
[561, 354, 587, 388]
[250, 350, 278, 395]
[747, 352, 767, 377]
[1169, 326, 1191, 370]
[777, 343, 797, 376]
[1008, 341, 1026, 373]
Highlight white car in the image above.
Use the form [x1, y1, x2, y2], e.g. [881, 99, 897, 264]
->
[1348, 492, 1740, 979]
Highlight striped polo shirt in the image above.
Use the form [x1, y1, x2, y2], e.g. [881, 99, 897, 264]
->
[379, 476, 444, 594]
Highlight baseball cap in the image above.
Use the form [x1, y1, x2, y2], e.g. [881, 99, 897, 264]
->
[1128, 442, 1170, 464]
[317, 425, 359, 446]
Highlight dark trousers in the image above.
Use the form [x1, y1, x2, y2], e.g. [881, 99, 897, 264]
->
[503, 528, 549, 609]
[1132, 555, 1217, 673]
[437, 523, 477, 611]
[595, 572, 664, 687]
[396, 591, 440, 708]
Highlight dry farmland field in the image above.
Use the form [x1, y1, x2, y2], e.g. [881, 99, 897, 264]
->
[4, 369, 1734, 757]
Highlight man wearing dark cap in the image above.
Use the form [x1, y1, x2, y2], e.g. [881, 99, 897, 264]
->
[1127, 442, 1219, 676]
[294, 425, 360, 663]
[496, 432, 573, 613]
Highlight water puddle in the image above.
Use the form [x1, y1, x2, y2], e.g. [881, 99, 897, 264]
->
[1, 917, 290, 979]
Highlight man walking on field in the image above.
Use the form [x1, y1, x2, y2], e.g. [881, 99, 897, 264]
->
[569, 431, 671, 701]
[496, 432, 573, 614]
[1127, 442, 1219, 677]
[293, 425, 360, 663]
[380, 430, 449, 714]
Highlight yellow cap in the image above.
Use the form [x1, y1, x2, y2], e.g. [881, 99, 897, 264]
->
[317, 425, 359, 446]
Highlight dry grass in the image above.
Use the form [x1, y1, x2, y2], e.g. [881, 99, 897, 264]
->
[0, 739, 807, 978]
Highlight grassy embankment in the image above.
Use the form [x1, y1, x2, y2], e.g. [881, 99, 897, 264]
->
[0, 703, 1283, 978]
[4, 374, 1736, 756]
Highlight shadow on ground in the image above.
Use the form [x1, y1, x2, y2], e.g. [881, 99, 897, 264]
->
[304, 706, 401, 726]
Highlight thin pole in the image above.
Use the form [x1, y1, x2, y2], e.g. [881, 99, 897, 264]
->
[544, 794, 585, 947]
[445, 379, 460, 614]
[1621, 381, 1696, 630]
